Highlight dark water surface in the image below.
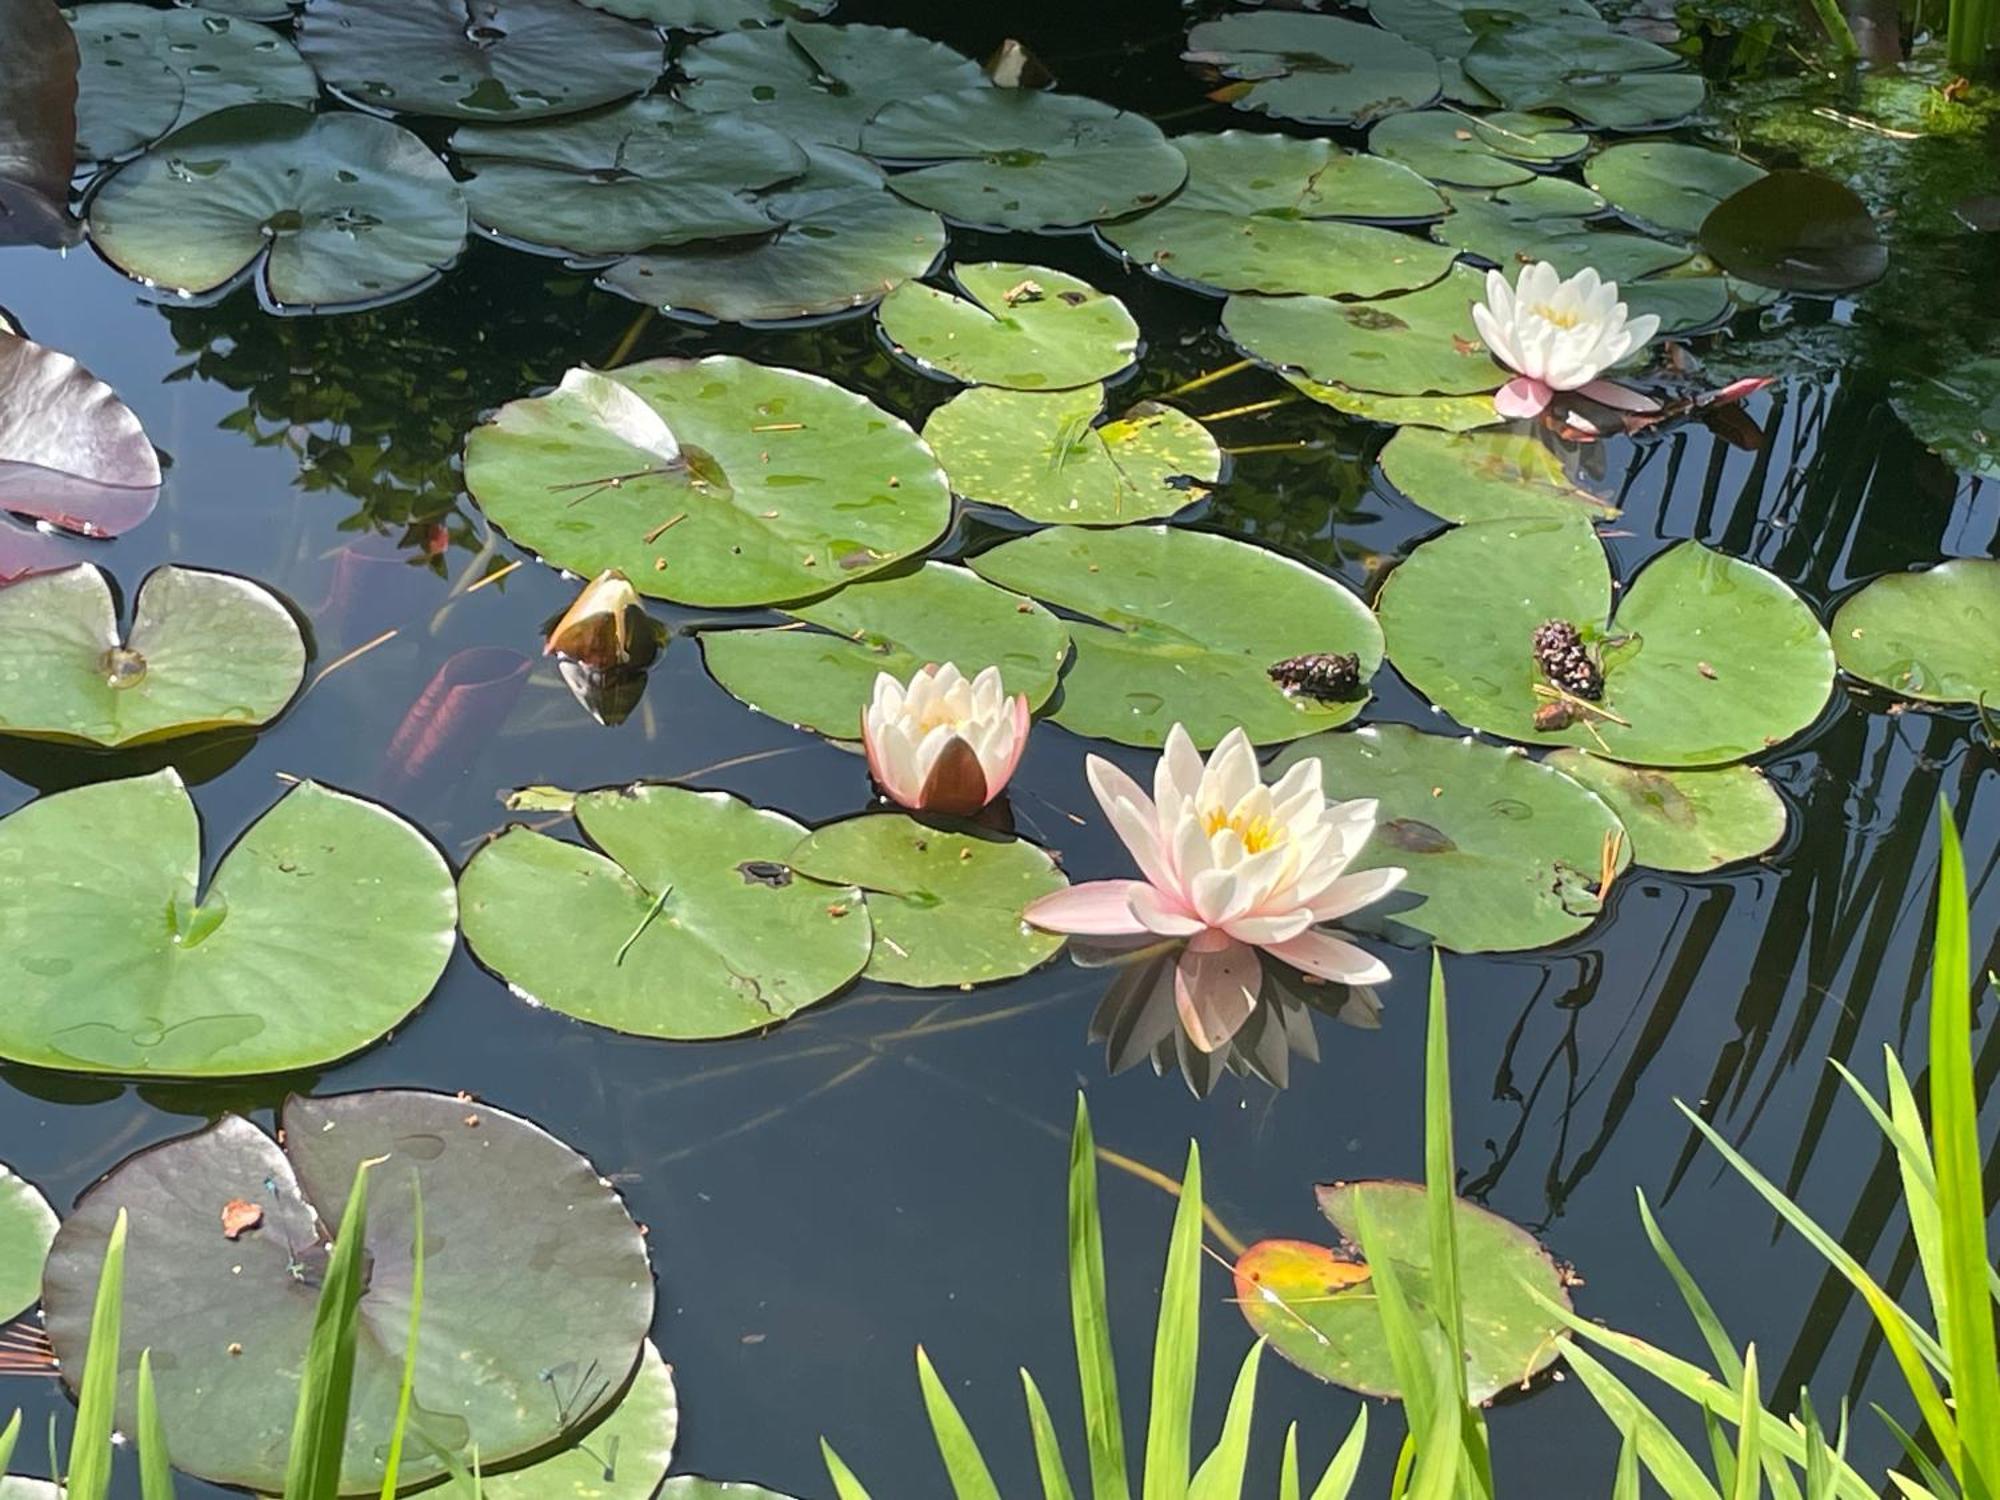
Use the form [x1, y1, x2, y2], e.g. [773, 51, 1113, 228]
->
[4, 1, 1999, 1493]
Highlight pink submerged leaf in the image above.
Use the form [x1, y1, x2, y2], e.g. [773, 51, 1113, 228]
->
[383, 646, 532, 791]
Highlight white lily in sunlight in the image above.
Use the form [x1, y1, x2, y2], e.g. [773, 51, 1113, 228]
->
[1473, 261, 1662, 421]
[1024, 724, 1402, 1053]
[861, 663, 1031, 816]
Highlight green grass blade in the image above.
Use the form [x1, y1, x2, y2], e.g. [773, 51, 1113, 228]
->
[1423, 956, 1468, 1407]
[916, 1346, 1004, 1500]
[1636, 1191, 1743, 1384]
[1280, 1425, 1301, 1500]
[822, 1439, 878, 1500]
[1070, 1098, 1132, 1500]
[1308, 1408, 1369, 1500]
[1188, 1342, 1261, 1500]
[378, 1176, 425, 1500]
[1611, 1428, 1641, 1500]
[1799, 1391, 1834, 1500]
[0, 1409, 21, 1474]
[1141, 1142, 1202, 1500]
[1349, 1194, 1437, 1451]
[1560, 1343, 1722, 1500]
[1022, 1370, 1080, 1500]
[66, 1207, 128, 1500]
[1703, 1409, 1736, 1497]
[137, 1349, 175, 1500]
[1875, 1406, 1957, 1500]
[283, 1157, 381, 1500]
[1729, 1347, 1761, 1500]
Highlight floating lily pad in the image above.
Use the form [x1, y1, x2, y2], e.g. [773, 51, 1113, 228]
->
[678, 21, 984, 149]
[0, 331, 161, 534]
[463, 355, 950, 607]
[87, 104, 469, 311]
[0, 0, 81, 246]
[69, 3, 316, 161]
[1378, 427, 1615, 525]
[461, 784, 872, 1039]
[1434, 195, 1693, 285]
[1224, 264, 1504, 398]
[1184, 13, 1440, 127]
[1619, 275, 1733, 337]
[598, 146, 945, 324]
[1369, 0, 1603, 62]
[1892, 358, 2000, 482]
[878, 263, 1139, 390]
[1543, 750, 1786, 872]
[0, 770, 456, 1075]
[481, 1341, 678, 1500]
[699, 562, 1070, 738]
[861, 89, 1186, 232]
[42, 1090, 653, 1492]
[299, 0, 664, 121]
[1463, 26, 1703, 129]
[1368, 110, 1587, 188]
[1699, 169, 1886, 292]
[1377, 520, 1835, 765]
[0, 1165, 57, 1322]
[1234, 1179, 1572, 1403]
[583, 0, 832, 27]
[0, 564, 304, 747]
[923, 384, 1220, 524]
[1830, 559, 2000, 706]
[1584, 141, 1765, 237]
[1274, 724, 1626, 952]
[452, 99, 809, 257]
[1287, 374, 1500, 432]
[968, 524, 1382, 747]
[787, 815, 1067, 987]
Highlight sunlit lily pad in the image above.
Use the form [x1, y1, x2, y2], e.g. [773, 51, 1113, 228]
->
[1274, 724, 1626, 951]
[1377, 520, 1835, 765]
[87, 104, 469, 311]
[481, 1341, 678, 1500]
[1286, 374, 1500, 432]
[923, 383, 1220, 524]
[1368, 0, 1603, 64]
[1368, 110, 1587, 188]
[0, 769, 456, 1075]
[459, 784, 872, 1038]
[0, 563, 305, 747]
[0, 330, 161, 534]
[699, 562, 1070, 737]
[42, 1089, 653, 1492]
[0, 1165, 57, 1322]
[1699, 169, 1886, 292]
[1830, 559, 2000, 706]
[1377, 427, 1615, 525]
[861, 89, 1186, 232]
[1463, 26, 1703, 129]
[787, 814, 1067, 987]
[583, 0, 832, 27]
[1234, 1179, 1571, 1403]
[0, 0, 81, 246]
[463, 356, 950, 606]
[1183, 12, 1440, 126]
[1434, 194, 1692, 285]
[968, 524, 1381, 747]
[1542, 750, 1786, 872]
[298, 0, 664, 121]
[1584, 141, 1765, 237]
[878, 263, 1139, 390]
[1620, 275, 1734, 338]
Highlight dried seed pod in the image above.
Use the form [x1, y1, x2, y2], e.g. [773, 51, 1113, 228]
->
[1531, 619, 1603, 701]
[1533, 699, 1576, 732]
[1268, 651, 1362, 702]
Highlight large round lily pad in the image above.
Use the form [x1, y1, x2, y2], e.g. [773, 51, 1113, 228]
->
[1183, 13, 1440, 126]
[699, 562, 1071, 738]
[0, 770, 456, 1075]
[583, 0, 832, 26]
[481, 1341, 678, 1500]
[968, 525, 1382, 747]
[41, 1089, 653, 1493]
[298, 0, 664, 121]
[1287, 373, 1500, 432]
[1377, 521, 1835, 765]
[923, 383, 1220, 525]
[861, 89, 1186, 232]
[786, 814, 1067, 988]
[1434, 195, 1692, 286]
[1830, 559, 2000, 706]
[1463, 26, 1702, 129]
[1273, 724, 1627, 952]
[0, 1165, 57, 1323]
[459, 784, 873, 1039]
[1699, 170, 1886, 293]
[1368, 0, 1603, 63]
[1378, 427, 1616, 526]
[463, 356, 950, 607]
[1542, 749, 1786, 873]
[878, 264, 1139, 391]
[0, 331, 162, 528]
[598, 146, 945, 324]
[1584, 141, 1765, 238]
[0, 564, 304, 747]
[87, 104, 469, 311]
[1234, 1179, 1572, 1403]
[1368, 110, 1588, 189]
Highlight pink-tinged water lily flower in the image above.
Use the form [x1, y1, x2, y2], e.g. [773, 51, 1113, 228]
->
[1473, 261, 1662, 421]
[1024, 725, 1404, 1052]
[861, 663, 1031, 816]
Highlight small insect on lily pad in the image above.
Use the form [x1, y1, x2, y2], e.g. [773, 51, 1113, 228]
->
[459, 784, 874, 1039]
[0, 1164, 57, 1322]
[878, 263, 1140, 391]
[1183, 12, 1441, 127]
[0, 564, 304, 747]
[1463, 26, 1703, 130]
[1377, 427, 1616, 526]
[786, 814, 1068, 988]
[1584, 140, 1765, 239]
[1368, 110, 1588, 189]
[1542, 750, 1786, 872]
[1830, 558, 2000, 707]
[480, 1341, 678, 1500]
[1234, 1179, 1573, 1403]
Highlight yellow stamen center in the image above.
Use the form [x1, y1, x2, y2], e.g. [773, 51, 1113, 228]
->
[1529, 302, 1583, 329]
[1202, 807, 1283, 854]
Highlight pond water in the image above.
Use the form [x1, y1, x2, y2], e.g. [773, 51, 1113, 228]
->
[2, 0, 1999, 1493]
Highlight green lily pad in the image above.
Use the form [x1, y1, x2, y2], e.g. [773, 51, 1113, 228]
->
[678, 21, 984, 150]
[41, 1089, 653, 1493]
[1699, 169, 1886, 293]
[481, 1341, 678, 1500]
[87, 104, 469, 311]
[1274, 724, 1626, 952]
[1472, 173, 1606, 217]
[582, 0, 832, 28]
[877, 263, 1139, 391]
[968, 524, 1382, 748]
[462, 356, 951, 607]
[597, 146, 946, 324]
[459, 784, 872, 1039]
[0, 1165, 57, 1322]
[1463, 27, 1703, 129]
[787, 815, 1067, 988]
[1368, 0, 1604, 61]
[1378, 427, 1616, 525]
[860, 89, 1186, 232]
[0, 770, 456, 1075]
[698, 562, 1071, 738]
[452, 99, 809, 257]
[0, 564, 305, 748]
[1286, 374, 1501, 432]
[1223, 264, 1505, 398]
[1584, 141, 1765, 237]
[1542, 749, 1786, 872]
[1892, 358, 2000, 481]
[1377, 520, 1835, 766]
[1830, 559, 2000, 706]
[922, 383, 1220, 524]
[1183, 13, 1441, 127]
[1234, 1179, 1572, 1403]
[298, 0, 664, 121]
[1368, 110, 1588, 188]
[1434, 195, 1693, 285]
[68, 3, 316, 161]
[1619, 275, 1734, 337]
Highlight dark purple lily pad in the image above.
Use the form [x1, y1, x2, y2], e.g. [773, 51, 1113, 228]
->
[1699, 169, 1887, 293]
[0, 0, 80, 247]
[0, 332, 160, 536]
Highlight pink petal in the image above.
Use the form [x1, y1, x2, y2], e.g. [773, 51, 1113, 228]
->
[915, 735, 990, 815]
[1130, 882, 1204, 937]
[989, 694, 1032, 794]
[1702, 376, 1773, 408]
[1264, 929, 1390, 987]
[1307, 867, 1408, 923]
[1174, 939, 1261, 1053]
[1224, 908, 1314, 946]
[1087, 755, 1176, 892]
[1576, 378, 1660, 413]
[1493, 376, 1552, 419]
[1025, 880, 1151, 936]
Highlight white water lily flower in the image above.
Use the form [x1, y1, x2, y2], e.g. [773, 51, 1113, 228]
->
[861, 662, 1031, 816]
[1472, 261, 1662, 420]
[1024, 724, 1403, 1053]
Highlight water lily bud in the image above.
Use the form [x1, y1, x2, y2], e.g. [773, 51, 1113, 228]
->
[545, 569, 659, 672]
[860, 662, 1031, 816]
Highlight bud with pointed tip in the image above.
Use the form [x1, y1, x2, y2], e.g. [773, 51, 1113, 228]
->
[545, 569, 658, 672]
[859, 663, 1030, 816]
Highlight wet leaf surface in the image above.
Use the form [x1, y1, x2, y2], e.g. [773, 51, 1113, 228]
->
[1543, 750, 1787, 872]
[1378, 426, 1616, 525]
[1831, 558, 2000, 706]
[481, 1341, 679, 1500]
[1463, 26, 1703, 129]
[877, 262, 1140, 390]
[1184, 12, 1441, 126]
[1584, 140, 1764, 237]
[1368, 109, 1588, 188]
